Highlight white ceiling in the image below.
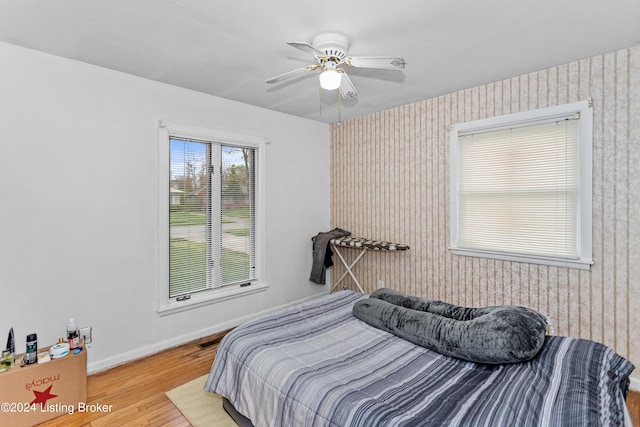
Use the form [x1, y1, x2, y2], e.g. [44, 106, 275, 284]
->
[1, 0, 640, 124]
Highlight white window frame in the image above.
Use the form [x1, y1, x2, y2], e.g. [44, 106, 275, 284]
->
[158, 120, 268, 315]
[449, 100, 593, 270]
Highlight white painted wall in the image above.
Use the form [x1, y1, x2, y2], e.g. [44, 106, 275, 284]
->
[0, 42, 330, 372]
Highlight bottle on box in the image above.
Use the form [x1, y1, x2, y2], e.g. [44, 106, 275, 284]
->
[0, 349, 13, 371]
[25, 333, 37, 364]
[67, 318, 79, 349]
[6, 327, 15, 358]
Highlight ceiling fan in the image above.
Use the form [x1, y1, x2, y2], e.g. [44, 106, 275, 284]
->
[265, 33, 406, 99]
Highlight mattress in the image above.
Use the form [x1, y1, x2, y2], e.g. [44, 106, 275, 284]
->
[205, 290, 633, 426]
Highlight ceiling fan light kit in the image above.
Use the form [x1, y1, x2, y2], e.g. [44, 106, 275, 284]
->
[319, 68, 342, 90]
[266, 32, 406, 101]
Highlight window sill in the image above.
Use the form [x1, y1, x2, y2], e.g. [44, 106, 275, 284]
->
[157, 282, 269, 317]
[449, 248, 593, 270]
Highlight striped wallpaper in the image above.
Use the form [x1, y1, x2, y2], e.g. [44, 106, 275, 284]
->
[330, 45, 640, 369]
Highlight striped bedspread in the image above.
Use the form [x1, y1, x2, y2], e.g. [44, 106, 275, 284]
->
[205, 291, 633, 426]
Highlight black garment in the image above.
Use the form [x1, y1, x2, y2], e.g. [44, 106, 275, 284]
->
[309, 228, 351, 284]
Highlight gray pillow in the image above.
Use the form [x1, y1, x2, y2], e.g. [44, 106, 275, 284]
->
[353, 288, 547, 364]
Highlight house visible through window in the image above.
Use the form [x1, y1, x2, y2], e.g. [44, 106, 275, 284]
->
[168, 137, 256, 298]
[449, 100, 593, 270]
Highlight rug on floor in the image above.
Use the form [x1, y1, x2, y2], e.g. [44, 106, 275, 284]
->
[165, 374, 237, 427]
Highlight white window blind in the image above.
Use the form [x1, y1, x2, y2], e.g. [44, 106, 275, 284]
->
[169, 138, 211, 298]
[220, 145, 256, 286]
[169, 139, 256, 299]
[450, 100, 593, 269]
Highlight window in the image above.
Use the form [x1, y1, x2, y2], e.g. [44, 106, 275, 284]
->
[158, 121, 267, 314]
[449, 100, 593, 269]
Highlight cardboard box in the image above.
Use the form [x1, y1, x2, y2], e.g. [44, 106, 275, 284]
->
[0, 346, 87, 427]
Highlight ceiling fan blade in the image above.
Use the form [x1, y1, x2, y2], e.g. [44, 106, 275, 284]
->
[287, 41, 325, 57]
[265, 65, 318, 84]
[339, 72, 358, 99]
[346, 56, 406, 70]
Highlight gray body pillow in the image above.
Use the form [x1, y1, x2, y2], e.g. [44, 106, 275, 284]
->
[353, 288, 547, 364]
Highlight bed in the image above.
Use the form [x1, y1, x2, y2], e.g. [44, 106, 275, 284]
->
[204, 290, 634, 426]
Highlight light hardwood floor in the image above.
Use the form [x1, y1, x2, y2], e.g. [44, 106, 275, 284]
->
[37, 330, 228, 426]
[36, 330, 640, 426]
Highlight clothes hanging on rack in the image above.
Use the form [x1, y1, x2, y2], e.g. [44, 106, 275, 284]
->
[309, 228, 351, 284]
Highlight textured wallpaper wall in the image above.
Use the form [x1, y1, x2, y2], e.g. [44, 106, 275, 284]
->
[330, 45, 639, 368]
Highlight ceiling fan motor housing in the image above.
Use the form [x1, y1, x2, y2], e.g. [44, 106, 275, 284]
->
[312, 33, 349, 62]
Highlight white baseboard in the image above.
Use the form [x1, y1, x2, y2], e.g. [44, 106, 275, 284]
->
[630, 375, 640, 392]
[86, 293, 325, 374]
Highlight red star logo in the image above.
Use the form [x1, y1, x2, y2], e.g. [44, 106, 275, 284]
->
[30, 385, 58, 406]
